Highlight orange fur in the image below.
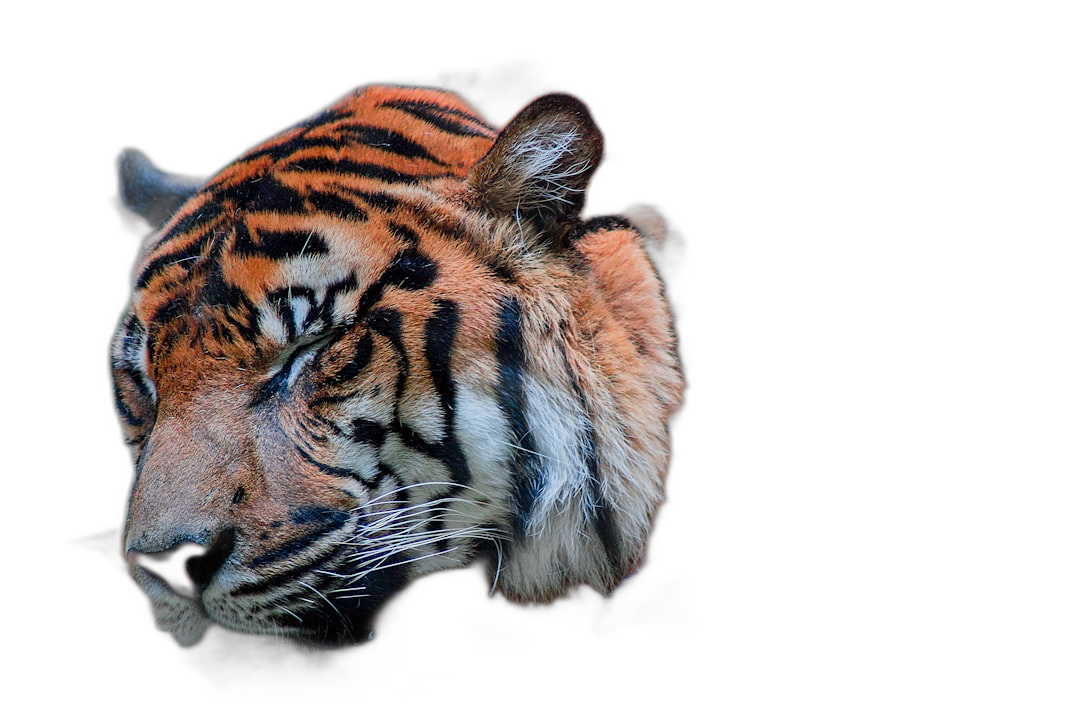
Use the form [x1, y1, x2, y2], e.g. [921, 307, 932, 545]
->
[113, 86, 682, 645]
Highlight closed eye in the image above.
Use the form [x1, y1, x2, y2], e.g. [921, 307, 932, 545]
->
[251, 332, 339, 406]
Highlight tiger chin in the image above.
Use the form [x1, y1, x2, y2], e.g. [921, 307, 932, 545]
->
[111, 85, 683, 647]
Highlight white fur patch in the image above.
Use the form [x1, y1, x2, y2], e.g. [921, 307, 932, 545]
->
[507, 124, 591, 211]
[490, 372, 618, 598]
[257, 306, 289, 345]
[397, 391, 445, 444]
[330, 431, 382, 485]
[289, 295, 311, 331]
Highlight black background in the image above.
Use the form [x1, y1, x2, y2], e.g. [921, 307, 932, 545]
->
[29, 40, 730, 699]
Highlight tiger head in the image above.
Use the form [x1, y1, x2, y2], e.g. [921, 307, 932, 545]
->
[112, 86, 682, 646]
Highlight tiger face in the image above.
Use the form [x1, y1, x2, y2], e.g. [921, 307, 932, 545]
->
[112, 86, 682, 646]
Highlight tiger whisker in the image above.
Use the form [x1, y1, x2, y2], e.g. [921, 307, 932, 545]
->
[341, 546, 461, 580]
[358, 497, 482, 524]
[358, 505, 483, 530]
[342, 526, 505, 578]
[356, 481, 474, 510]
[489, 537, 505, 596]
[493, 437, 571, 467]
[362, 493, 487, 513]
[354, 504, 484, 535]
[350, 521, 507, 548]
[271, 602, 305, 624]
[297, 580, 357, 642]
[345, 524, 501, 557]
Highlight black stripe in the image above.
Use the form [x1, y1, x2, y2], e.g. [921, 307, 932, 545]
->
[350, 417, 386, 445]
[309, 274, 360, 329]
[368, 305, 467, 547]
[486, 260, 517, 283]
[310, 391, 366, 408]
[112, 373, 146, 427]
[387, 98, 492, 126]
[230, 543, 346, 596]
[307, 190, 368, 221]
[381, 248, 437, 290]
[394, 421, 443, 458]
[135, 231, 212, 289]
[290, 505, 350, 526]
[495, 296, 545, 539]
[346, 190, 400, 212]
[329, 331, 374, 385]
[297, 446, 376, 488]
[337, 123, 449, 164]
[249, 372, 287, 408]
[249, 329, 332, 407]
[368, 308, 403, 350]
[238, 136, 343, 165]
[249, 524, 339, 568]
[266, 286, 316, 343]
[388, 221, 420, 246]
[424, 300, 470, 489]
[285, 157, 432, 184]
[379, 99, 492, 137]
[262, 273, 357, 345]
[233, 228, 329, 259]
[559, 335, 622, 574]
[202, 108, 351, 177]
[219, 288, 262, 345]
[145, 297, 192, 360]
[369, 309, 408, 413]
[417, 300, 474, 554]
[236, 110, 451, 168]
[295, 106, 351, 131]
[157, 197, 225, 240]
[387, 197, 473, 242]
[565, 215, 634, 243]
[215, 174, 308, 214]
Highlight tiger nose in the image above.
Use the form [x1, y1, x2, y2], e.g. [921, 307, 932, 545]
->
[127, 528, 237, 596]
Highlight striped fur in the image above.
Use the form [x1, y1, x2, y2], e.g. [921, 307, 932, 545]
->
[112, 86, 683, 646]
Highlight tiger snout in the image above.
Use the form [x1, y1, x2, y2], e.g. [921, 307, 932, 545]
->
[121, 386, 381, 645]
[120, 397, 250, 608]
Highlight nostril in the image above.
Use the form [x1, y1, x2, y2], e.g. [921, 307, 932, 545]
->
[184, 528, 235, 591]
[127, 528, 237, 597]
[127, 539, 205, 595]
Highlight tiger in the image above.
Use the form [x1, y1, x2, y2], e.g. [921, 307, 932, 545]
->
[112, 85, 683, 646]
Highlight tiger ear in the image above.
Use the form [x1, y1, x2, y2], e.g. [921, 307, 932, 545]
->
[468, 94, 603, 239]
[118, 148, 203, 229]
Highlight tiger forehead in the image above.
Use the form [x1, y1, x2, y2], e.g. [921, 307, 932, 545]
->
[135, 85, 495, 296]
[177, 88, 488, 222]
[130, 85, 505, 359]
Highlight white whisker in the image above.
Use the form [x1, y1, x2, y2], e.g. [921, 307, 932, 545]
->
[489, 538, 504, 596]
[356, 481, 474, 510]
[340, 523, 505, 582]
[272, 603, 304, 624]
[349, 546, 459, 576]
[298, 578, 356, 639]
[492, 437, 574, 467]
